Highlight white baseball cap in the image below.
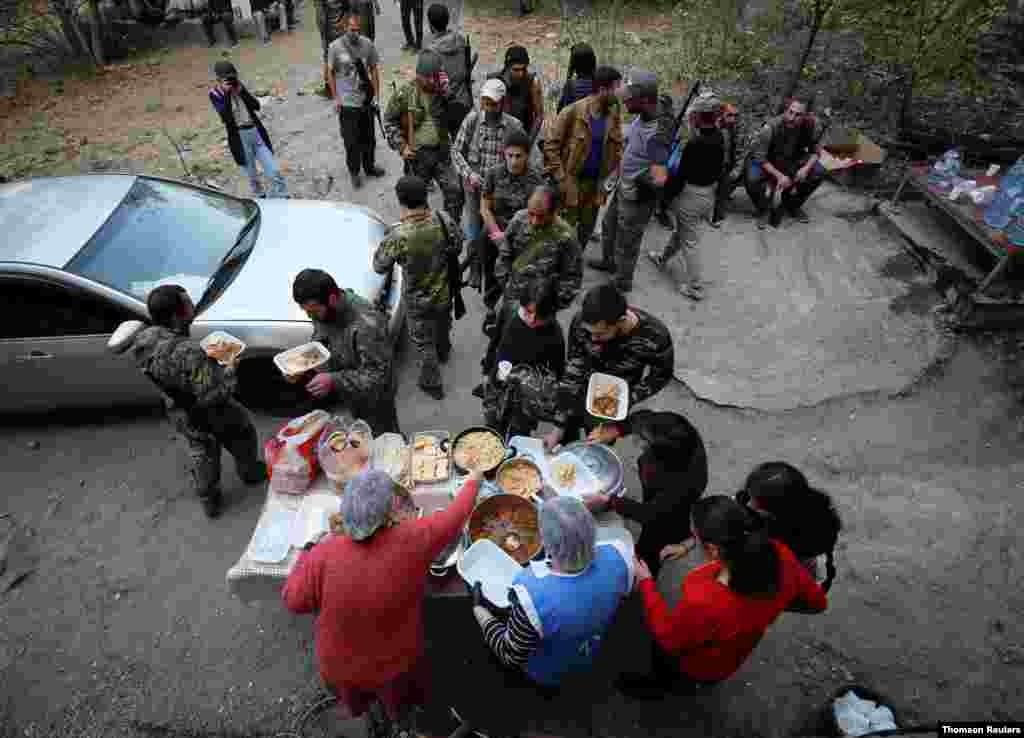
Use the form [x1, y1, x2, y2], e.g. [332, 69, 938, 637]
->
[481, 78, 507, 102]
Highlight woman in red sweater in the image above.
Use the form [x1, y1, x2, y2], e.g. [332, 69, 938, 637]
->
[620, 494, 827, 699]
[283, 468, 482, 737]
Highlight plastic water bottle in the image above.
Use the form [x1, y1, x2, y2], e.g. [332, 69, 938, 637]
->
[985, 156, 1024, 229]
[929, 148, 961, 190]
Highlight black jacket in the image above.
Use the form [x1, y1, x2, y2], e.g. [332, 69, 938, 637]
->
[209, 85, 274, 167]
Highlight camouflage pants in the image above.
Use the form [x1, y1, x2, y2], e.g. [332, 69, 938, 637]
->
[482, 380, 541, 438]
[170, 399, 264, 502]
[601, 189, 655, 292]
[408, 304, 452, 390]
[561, 176, 601, 248]
[407, 145, 464, 229]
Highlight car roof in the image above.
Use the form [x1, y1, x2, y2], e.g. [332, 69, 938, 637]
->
[0, 175, 136, 268]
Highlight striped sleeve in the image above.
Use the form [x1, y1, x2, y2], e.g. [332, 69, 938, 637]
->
[480, 588, 542, 669]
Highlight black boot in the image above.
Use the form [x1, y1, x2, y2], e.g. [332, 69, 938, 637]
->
[200, 491, 224, 519]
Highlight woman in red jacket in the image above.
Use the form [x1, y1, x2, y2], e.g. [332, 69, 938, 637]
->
[619, 494, 828, 699]
[283, 467, 482, 737]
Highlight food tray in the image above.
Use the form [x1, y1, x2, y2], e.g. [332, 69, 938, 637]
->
[273, 341, 330, 378]
[372, 432, 413, 490]
[458, 539, 522, 609]
[412, 430, 451, 485]
[200, 330, 246, 365]
[587, 372, 628, 421]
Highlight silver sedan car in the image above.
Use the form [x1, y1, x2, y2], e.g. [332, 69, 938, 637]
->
[0, 174, 404, 414]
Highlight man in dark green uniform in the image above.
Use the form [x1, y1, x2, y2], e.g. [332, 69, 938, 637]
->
[292, 269, 401, 435]
[373, 176, 461, 400]
[118, 285, 265, 518]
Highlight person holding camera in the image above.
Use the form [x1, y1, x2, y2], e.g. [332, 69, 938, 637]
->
[208, 61, 289, 198]
[328, 13, 385, 190]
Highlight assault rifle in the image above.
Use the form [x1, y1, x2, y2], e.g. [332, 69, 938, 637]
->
[352, 52, 385, 138]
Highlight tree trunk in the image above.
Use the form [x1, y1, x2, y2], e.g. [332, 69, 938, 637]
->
[88, 0, 106, 65]
[50, 0, 85, 55]
[781, 5, 825, 110]
[899, 66, 914, 135]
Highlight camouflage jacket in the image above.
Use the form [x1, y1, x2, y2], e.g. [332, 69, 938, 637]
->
[383, 79, 451, 151]
[128, 325, 236, 414]
[555, 307, 674, 427]
[751, 114, 824, 168]
[495, 210, 582, 311]
[310, 289, 394, 396]
[373, 208, 460, 310]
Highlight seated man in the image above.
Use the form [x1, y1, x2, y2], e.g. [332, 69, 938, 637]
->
[291, 268, 401, 435]
[472, 497, 633, 690]
[745, 97, 825, 229]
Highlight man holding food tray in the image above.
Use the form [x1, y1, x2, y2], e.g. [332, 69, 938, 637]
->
[544, 284, 674, 451]
[117, 285, 265, 518]
[291, 269, 401, 435]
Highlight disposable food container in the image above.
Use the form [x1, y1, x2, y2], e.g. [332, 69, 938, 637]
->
[199, 331, 246, 365]
[586, 372, 629, 421]
[273, 341, 330, 379]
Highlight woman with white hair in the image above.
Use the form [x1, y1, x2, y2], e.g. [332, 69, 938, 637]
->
[284, 467, 483, 738]
[472, 496, 633, 691]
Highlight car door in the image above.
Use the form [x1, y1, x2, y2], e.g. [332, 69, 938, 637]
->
[0, 277, 160, 413]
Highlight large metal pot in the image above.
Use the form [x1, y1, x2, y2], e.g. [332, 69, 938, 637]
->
[558, 441, 626, 498]
[467, 493, 542, 565]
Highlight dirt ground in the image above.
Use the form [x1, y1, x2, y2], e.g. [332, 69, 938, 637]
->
[2, 1, 1024, 736]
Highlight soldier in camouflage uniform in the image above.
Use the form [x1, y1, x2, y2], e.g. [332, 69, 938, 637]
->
[479, 127, 544, 319]
[542, 284, 674, 452]
[121, 285, 265, 518]
[480, 279, 565, 437]
[373, 176, 460, 400]
[480, 184, 581, 377]
[292, 269, 401, 435]
[383, 50, 464, 228]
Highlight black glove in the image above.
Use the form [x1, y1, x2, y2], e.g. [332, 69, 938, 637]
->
[472, 581, 486, 608]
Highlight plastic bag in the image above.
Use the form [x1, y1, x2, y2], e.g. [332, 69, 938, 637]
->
[264, 410, 331, 494]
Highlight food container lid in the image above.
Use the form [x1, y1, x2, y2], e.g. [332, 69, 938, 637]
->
[457, 539, 522, 608]
[586, 372, 629, 421]
[273, 341, 330, 377]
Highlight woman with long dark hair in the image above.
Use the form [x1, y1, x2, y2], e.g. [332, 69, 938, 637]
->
[557, 43, 597, 113]
[737, 461, 842, 591]
[618, 495, 827, 699]
[585, 410, 707, 579]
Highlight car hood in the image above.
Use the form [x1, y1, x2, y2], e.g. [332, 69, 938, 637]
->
[199, 199, 390, 323]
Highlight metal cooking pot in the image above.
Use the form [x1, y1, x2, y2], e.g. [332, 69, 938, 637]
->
[467, 493, 542, 565]
[451, 426, 515, 476]
[494, 456, 544, 502]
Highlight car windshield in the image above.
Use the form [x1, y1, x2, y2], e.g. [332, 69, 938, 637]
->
[65, 178, 257, 303]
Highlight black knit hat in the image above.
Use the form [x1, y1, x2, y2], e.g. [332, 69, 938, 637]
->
[213, 60, 238, 80]
[505, 45, 529, 67]
[395, 175, 428, 208]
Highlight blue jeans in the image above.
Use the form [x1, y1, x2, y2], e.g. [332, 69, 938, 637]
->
[239, 126, 288, 198]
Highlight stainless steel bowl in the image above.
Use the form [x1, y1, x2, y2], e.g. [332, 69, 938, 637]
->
[559, 441, 626, 497]
[494, 456, 545, 501]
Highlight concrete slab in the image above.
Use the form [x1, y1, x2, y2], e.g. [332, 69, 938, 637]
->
[623, 184, 950, 411]
[876, 200, 990, 282]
